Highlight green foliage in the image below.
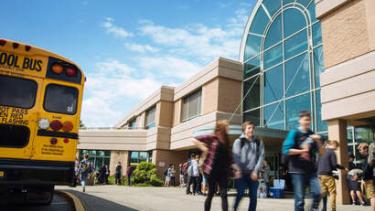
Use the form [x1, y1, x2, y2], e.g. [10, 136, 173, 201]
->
[132, 162, 163, 186]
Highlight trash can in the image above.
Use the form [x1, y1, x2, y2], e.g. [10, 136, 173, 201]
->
[269, 187, 284, 198]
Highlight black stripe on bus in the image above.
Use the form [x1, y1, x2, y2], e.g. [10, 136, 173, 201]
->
[37, 129, 78, 139]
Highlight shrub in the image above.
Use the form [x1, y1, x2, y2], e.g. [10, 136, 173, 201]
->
[132, 162, 163, 186]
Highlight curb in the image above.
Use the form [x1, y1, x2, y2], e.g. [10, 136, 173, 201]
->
[57, 190, 86, 211]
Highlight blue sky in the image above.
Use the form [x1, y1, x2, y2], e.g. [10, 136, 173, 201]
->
[1, 0, 255, 127]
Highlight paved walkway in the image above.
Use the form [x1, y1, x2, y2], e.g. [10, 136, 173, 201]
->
[57, 185, 369, 211]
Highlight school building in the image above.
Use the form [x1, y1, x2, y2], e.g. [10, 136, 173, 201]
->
[78, 0, 375, 204]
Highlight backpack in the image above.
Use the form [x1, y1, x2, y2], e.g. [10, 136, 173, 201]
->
[281, 129, 314, 168]
[240, 137, 260, 157]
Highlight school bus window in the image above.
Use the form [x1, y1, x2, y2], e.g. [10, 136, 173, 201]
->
[0, 75, 37, 109]
[44, 84, 78, 115]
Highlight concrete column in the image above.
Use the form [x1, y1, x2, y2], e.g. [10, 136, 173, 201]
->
[327, 119, 350, 204]
[109, 150, 129, 176]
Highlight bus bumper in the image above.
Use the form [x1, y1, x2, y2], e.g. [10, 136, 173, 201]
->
[0, 158, 75, 186]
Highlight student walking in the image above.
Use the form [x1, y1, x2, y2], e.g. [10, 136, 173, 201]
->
[347, 154, 366, 205]
[115, 162, 122, 185]
[282, 111, 322, 211]
[126, 165, 134, 186]
[317, 140, 347, 211]
[79, 154, 92, 192]
[232, 121, 264, 211]
[194, 120, 240, 211]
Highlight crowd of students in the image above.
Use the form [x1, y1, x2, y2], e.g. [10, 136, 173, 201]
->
[176, 110, 375, 211]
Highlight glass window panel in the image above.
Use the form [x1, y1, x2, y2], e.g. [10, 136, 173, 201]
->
[244, 109, 260, 126]
[308, 1, 318, 23]
[264, 43, 282, 69]
[283, 0, 295, 5]
[244, 76, 260, 111]
[313, 46, 324, 88]
[264, 65, 283, 104]
[284, 29, 308, 59]
[264, 15, 282, 49]
[264, 102, 285, 130]
[262, 0, 282, 17]
[286, 93, 311, 130]
[312, 22, 322, 47]
[244, 55, 260, 79]
[145, 106, 156, 128]
[297, 0, 312, 7]
[139, 152, 149, 162]
[0, 75, 37, 109]
[130, 152, 139, 163]
[283, 8, 307, 38]
[285, 53, 310, 97]
[181, 90, 201, 121]
[315, 90, 327, 132]
[245, 35, 262, 61]
[250, 6, 269, 35]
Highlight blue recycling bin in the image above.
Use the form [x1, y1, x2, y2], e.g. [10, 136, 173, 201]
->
[269, 187, 284, 198]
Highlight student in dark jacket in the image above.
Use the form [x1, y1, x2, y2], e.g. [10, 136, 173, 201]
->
[282, 111, 323, 211]
[193, 120, 240, 211]
[358, 143, 375, 210]
[317, 140, 347, 211]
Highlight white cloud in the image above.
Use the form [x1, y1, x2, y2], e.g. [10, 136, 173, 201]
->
[102, 17, 133, 38]
[137, 11, 247, 62]
[81, 59, 163, 127]
[124, 43, 159, 53]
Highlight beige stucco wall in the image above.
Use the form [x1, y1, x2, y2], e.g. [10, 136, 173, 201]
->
[202, 79, 219, 115]
[218, 78, 242, 114]
[109, 150, 129, 176]
[317, 0, 374, 68]
[157, 101, 174, 128]
[78, 129, 148, 151]
[152, 149, 188, 180]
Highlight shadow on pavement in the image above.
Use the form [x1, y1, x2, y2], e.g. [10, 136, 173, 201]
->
[63, 189, 139, 211]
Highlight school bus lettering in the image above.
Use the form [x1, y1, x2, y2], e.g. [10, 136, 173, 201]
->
[0, 51, 42, 72]
[0, 106, 29, 126]
[41, 144, 64, 156]
[22, 57, 42, 71]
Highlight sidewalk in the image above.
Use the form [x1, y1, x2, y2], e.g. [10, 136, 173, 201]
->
[57, 185, 369, 211]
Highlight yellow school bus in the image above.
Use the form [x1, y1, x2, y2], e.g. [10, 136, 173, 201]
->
[0, 39, 85, 203]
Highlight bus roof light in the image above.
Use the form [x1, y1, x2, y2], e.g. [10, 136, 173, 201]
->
[0, 40, 6, 46]
[50, 120, 63, 131]
[63, 138, 69, 144]
[52, 63, 64, 74]
[12, 43, 19, 49]
[66, 67, 77, 77]
[25, 45, 32, 51]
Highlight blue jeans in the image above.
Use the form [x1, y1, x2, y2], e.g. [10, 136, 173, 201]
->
[291, 173, 321, 211]
[234, 174, 259, 211]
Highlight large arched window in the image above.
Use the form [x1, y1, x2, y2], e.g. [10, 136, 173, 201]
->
[241, 0, 326, 132]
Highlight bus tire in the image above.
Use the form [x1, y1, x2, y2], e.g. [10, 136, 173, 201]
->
[26, 185, 54, 205]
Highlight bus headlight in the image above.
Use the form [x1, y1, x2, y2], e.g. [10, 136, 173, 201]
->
[38, 119, 50, 129]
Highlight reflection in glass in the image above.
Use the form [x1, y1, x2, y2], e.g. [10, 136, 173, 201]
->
[284, 29, 308, 59]
[262, 0, 282, 17]
[264, 44, 282, 69]
[264, 15, 282, 49]
[286, 93, 311, 130]
[312, 22, 322, 47]
[313, 46, 324, 88]
[244, 76, 261, 111]
[250, 7, 269, 35]
[244, 55, 260, 79]
[244, 109, 261, 126]
[315, 91, 327, 132]
[285, 53, 310, 97]
[283, 8, 306, 38]
[264, 65, 283, 104]
[264, 102, 285, 129]
[245, 35, 262, 61]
